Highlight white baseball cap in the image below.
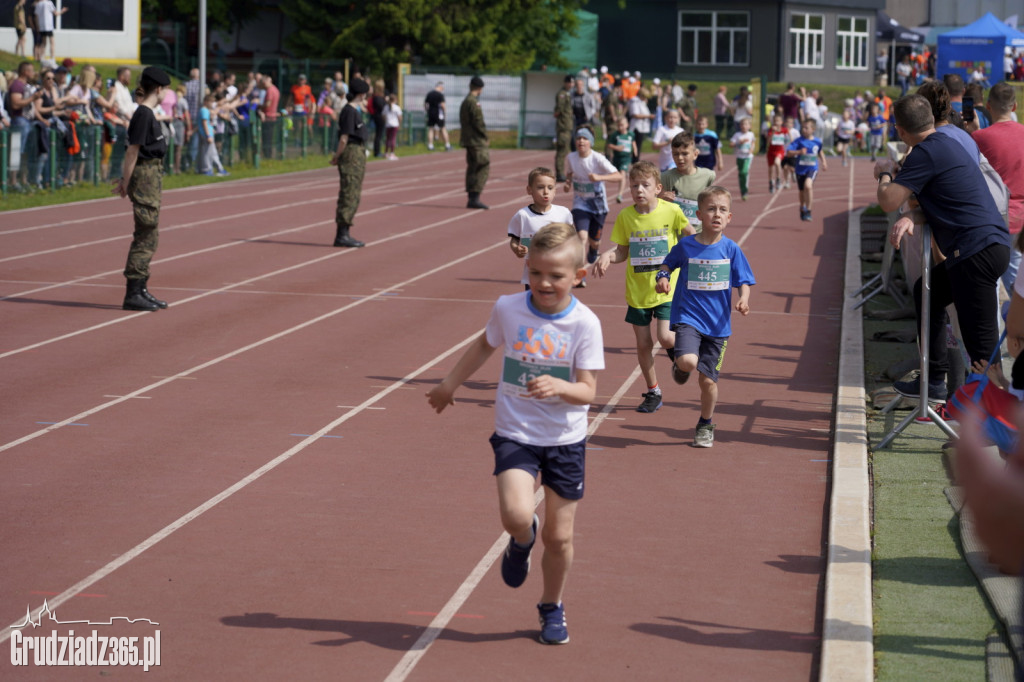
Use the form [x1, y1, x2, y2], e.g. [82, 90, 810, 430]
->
[590, 68, 597, 74]
[652, 77, 661, 85]
[622, 70, 630, 77]
[600, 65, 608, 73]
[635, 71, 642, 78]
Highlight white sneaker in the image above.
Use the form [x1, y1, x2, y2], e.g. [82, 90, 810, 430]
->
[427, 144, 434, 151]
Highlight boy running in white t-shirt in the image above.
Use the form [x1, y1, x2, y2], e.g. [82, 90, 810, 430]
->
[564, 127, 622, 279]
[729, 118, 755, 201]
[508, 167, 574, 287]
[427, 222, 604, 646]
[651, 109, 684, 172]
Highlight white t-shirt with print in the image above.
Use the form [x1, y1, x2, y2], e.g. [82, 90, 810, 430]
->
[384, 103, 402, 128]
[567, 150, 617, 214]
[485, 292, 604, 446]
[506, 204, 574, 284]
[652, 124, 683, 171]
[730, 131, 755, 160]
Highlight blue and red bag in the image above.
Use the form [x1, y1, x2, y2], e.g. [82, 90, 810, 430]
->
[947, 331, 1021, 455]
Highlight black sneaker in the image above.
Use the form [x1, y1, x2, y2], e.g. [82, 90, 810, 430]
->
[500, 514, 538, 588]
[893, 377, 947, 403]
[636, 391, 662, 413]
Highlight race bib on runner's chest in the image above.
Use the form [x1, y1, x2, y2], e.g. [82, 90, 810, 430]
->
[674, 197, 702, 230]
[771, 133, 787, 146]
[687, 258, 730, 291]
[501, 353, 571, 400]
[628, 234, 670, 267]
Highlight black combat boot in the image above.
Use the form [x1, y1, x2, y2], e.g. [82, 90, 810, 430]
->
[466, 192, 489, 210]
[333, 223, 365, 248]
[140, 278, 169, 309]
[123, 279, 159, 311]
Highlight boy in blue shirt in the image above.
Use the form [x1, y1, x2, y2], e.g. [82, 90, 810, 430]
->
[786, 119, 827, 221]
[866, 101, 887, 162]
[693, 116, 722, 172]
[655, 186, 755, 447]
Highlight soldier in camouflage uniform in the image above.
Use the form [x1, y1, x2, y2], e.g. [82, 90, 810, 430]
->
[330, 77, 370, 248]
[460, 76, 490, 210]
[114, 66, 172, 312]
[554, 75, 574, 182]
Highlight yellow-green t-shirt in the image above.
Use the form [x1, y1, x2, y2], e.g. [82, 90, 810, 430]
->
[610, 199, 691, 309]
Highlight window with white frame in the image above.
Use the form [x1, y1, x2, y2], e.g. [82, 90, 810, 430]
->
[678, 11, 750, 66]
[836, 16, 870, 70]
[789, 13, 824, 68]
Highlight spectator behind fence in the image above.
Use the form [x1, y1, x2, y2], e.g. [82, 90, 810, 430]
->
[971, 82, 1024, 293]
[877, 94, 1011, 403]
[7, 61, 45, 190]
[382, 94, 401, 161]
[259, 74, 280, 159]
[34, 0, 67, 63]
[171, 84, 189, 173]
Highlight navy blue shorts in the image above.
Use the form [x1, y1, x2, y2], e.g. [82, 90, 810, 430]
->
[796, 171, 818, 190]
[490, 433, 586, 500]
[572, 209, 607, 243]
[672, 323, 728, 382]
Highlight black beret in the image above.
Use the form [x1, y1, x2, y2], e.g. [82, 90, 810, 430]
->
[141, 66, 171, 87]
[564, 74, 574, 83]
[349, 78, 369, 95]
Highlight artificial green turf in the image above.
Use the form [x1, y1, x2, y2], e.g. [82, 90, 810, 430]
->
[863, 250, 1002, 680]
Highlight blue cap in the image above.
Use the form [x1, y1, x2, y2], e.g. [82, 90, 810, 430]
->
[575, 128, 594, 144]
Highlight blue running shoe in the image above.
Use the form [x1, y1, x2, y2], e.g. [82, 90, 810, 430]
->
[501, 514, 538, 588]
[537, 602, 569, 644]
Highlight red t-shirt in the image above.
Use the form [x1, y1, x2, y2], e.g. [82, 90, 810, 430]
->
[263, 84, 279, 120]
[767, 126, 790, 159]
[973, 121, 1024, 234]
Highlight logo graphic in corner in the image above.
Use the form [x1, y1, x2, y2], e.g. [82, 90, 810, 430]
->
[10, 600, 161, 671]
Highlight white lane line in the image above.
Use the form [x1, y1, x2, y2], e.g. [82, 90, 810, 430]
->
[0, 194, 526, 360]
[0, 230, 521, 452]
[383, 365, 642, 682]
[0, 329, 483, 645]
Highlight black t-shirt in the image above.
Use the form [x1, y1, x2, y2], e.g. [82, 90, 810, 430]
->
[571, 91, 587, 125]
[425, 90, 445, 116]
[338, 103, 366, 144]
[127, 104, 167, 160]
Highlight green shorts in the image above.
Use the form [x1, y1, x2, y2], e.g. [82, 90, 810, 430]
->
[625, 302, 672, 327]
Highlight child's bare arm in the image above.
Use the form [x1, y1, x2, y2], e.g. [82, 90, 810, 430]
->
[589, 171, 622, 183]
[591, 243, 630, 278]
[734, 283, 751, 315]
[426, 332, 496, 413]
[509, 235, 527, 258]
[528, 369, 598, 405]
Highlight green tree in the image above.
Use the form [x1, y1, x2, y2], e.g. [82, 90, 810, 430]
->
[279, 0, 586, 78]
[142, 0, 258, 31]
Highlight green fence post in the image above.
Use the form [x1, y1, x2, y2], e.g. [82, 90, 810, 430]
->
[92, 126, 101, 186]
[225, 131, 233, 168]
[301, 117, 308, 159]
[1, 129, 8, 196]
[279, 117, 286, 160]
[253, 118, 261, 170]
[49, 128, 57, 188]
[166, 133, 175, 176]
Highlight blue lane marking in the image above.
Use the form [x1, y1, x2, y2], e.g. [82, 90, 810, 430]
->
[290, 434, 343, 439]
[37, 422, 89, 426]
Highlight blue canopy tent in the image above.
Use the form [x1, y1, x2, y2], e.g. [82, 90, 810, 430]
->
[937, 12, 1024, 81]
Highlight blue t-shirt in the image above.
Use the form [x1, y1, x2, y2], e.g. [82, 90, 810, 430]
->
[868, 115, 886, 137]
[661, 235, 756, 337]
[893, 132, 1009, 268]
[693, 131, 719, 170]
[200, 106, 212, 137]
[933, 124, 979, 163]
[788, 136, 822, 176]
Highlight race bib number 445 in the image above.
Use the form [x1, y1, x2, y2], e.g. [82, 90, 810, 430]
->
[687, 258, 730, 291]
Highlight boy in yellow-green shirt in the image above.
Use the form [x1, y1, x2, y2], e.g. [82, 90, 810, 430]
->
[591, 160, 694, 413]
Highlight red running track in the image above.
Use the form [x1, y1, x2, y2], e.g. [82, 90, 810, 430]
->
[0, 149, 879, 680]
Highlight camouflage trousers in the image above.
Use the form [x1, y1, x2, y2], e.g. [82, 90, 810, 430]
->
[554, 129, 572, 180]
[465, 146, 490, 194]
[335, 143, 366, 227]
[123, 158, 163, 280]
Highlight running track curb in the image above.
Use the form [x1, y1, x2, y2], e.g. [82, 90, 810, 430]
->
[819, 207, 873, 681]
